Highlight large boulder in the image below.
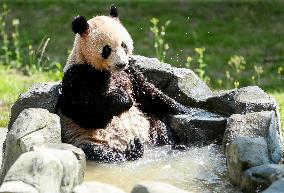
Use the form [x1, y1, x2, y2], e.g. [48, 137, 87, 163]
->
[205, 86, 277, 116]
[262, 178, 284, 193]
[0, 108, 61, 183]
[131, 181, 191, 193]
[72, 181, 126, 193]
[226, 137, 270, 185]
[8, 82, 61, 128]
[241, 164, 284, 193]
[32, 143, 86, 184]
[167, 113, 227, 145]
[223, 111, 284, 164]
[234, 86, 277, 114]
[223, 111, 273, 146]
[267, 110, 284, 163]
[133, 55, 213, 107]
[0, 147, 83, 193]
[0, 181, 38, 193]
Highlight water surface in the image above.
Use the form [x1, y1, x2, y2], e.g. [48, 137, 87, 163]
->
[85, 144, 240, 193]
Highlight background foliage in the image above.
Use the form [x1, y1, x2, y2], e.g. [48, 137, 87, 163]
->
[0, 0, 283, 127]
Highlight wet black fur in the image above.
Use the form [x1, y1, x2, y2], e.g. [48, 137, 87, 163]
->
[125, 62, 190, 116]
[77, 137, 143, 162]
[109, 5, 119, 18]
[72, 16, 89, 34]
[59, 61, 191, 162]
[101, 45, 112, 59]
[59, 64, 133, 129]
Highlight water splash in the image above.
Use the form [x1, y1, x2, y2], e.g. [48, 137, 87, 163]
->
[85, 145, 240, 193]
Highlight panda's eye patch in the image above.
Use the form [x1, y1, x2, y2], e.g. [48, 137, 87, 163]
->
[121, 42, 128, 54]
[101, 45, 112, 59]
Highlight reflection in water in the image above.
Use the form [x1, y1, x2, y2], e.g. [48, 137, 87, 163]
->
[85, 144, 240, 193]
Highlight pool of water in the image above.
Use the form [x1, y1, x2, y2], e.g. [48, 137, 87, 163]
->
[85, 144, 240, 193]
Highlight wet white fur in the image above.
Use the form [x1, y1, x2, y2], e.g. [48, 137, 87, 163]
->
[64, 16, 134, 72]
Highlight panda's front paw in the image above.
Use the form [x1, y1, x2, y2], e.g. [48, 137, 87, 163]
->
[125, 137, 144, 161]
[107, 88, 133, 112]
[115, 88, 133, 109]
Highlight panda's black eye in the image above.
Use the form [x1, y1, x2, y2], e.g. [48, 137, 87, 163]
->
[121, 42, 128, 54]
[102, 45, 112, 59]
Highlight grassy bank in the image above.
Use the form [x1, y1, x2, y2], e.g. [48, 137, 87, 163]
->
[1, 0, 283, 90]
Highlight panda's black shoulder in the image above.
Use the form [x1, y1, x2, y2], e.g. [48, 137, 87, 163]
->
[63, 64, 110, 84]
[62, 64, 110, 92]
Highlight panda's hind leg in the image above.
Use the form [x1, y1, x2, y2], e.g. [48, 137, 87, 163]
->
[76, 138, 143, 162]
[76, 140, 124, 162]
[60, 110, 144, 162]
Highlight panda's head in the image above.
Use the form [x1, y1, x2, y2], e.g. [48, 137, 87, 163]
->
[67, 5, 133, 72]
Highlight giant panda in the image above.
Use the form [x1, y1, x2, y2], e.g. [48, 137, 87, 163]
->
[58, 5, 191, 162]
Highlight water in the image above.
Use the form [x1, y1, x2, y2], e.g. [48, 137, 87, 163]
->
[85, 144, 240, 193]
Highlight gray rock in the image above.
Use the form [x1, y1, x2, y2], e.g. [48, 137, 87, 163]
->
[0, 148, 80, 193]
[0, 108, 61, 183]
[133, 55, 213, 107]
[8, 82, 61, 128]
[167, 113, 227, 145]
[205, 89, 238, 116]
[72, 181, 126, 193]
[267, 110, 284, 163]
[223, 111, 273, 147]
[262, 178, 284, 193]
[32, 143, 86, 183]
[0, 181, 38, 193]
[223, 111, 284, 164]
[205, 86, 277, 116]
[241, 164, 284, 193]
[226, 137, 270, 185]
[235, 86, 277, 114]
[131, 181, 191, 193]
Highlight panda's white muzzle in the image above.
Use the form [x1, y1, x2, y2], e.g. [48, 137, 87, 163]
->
[111, 48, 129, 72]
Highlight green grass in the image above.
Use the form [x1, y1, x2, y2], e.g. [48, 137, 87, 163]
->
[1, 0, 283, 90]
[271, 93, 284, 129]
[0, 66, 57, 127]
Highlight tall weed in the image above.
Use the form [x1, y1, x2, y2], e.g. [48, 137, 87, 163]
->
[150, 18, 170, 63]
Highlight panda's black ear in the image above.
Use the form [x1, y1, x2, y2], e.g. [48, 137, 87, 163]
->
[72, 16, 89, 35]
[109, 5, 119, 18]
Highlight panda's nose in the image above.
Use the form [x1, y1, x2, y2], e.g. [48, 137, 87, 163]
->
[115, 62, 126, 69]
